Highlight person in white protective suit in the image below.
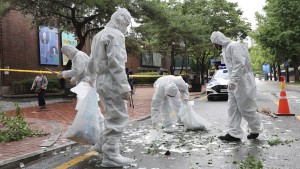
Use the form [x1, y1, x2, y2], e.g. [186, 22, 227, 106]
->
[210, 31, 264, 142]
[151, 75, 189, 132]
[86, 8, 133, 167]
[57, 44, 89, 85]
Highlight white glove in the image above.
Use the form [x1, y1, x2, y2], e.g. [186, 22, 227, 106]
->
[228, 81, 236, 91]
[56, 72, 63, 78]
[70, 77, 76, 85]
[183, 98, 189, 104]
[121, 92, 131, 100]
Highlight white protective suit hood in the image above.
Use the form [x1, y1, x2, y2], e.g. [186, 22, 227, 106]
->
[210, 31, 231, 46]
[165, 83, 179, 97]
[61, 44, 78, 60]
[106, 8, 131, 35]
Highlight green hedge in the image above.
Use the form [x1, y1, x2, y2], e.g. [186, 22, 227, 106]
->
[12, 78, 62, 94]
[133, 77, 159, 84]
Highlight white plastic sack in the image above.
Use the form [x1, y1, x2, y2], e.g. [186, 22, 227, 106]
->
[65, 85, 105, 145]
[70, 82, 97, 111]
[178, 101, 211, 131]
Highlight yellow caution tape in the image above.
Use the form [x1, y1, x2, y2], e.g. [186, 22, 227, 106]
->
[0, 68, 60, 74]
[0, 68, 165, 78]
[129, 75, 163, 78]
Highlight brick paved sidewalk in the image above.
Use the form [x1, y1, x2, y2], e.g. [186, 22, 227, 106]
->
[0, 85, 205, 166]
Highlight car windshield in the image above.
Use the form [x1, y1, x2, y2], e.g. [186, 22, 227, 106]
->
[213, 69, 229, 78]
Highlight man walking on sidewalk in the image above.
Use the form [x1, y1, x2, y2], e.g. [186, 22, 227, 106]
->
[210, 31, 264, 142]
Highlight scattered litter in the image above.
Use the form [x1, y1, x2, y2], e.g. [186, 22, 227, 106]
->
[19, 162, 25, 168]
[164, 150, 171, 155]
[258, 107, 278, 118]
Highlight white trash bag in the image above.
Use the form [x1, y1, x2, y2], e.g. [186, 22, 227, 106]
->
[70, 82, 92, 111]
[178, 101, 211, 131]
[65, 82, 105, 145]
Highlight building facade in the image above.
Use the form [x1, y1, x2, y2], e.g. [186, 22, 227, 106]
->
[0, 10, 168, 95]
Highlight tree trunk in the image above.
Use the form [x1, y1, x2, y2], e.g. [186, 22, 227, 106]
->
[170, 45, 175, 75]
[293, 63, 300, 82]
[180, 55, 184, 74]
[285, 60, 290, 82]
[273, 64, 277, 81]
[277, 63, 281, 79]
[269, 66, 273, 81]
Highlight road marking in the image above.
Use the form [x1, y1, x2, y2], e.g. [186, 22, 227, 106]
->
[198, 96, 207, 100]
[54, 151, 97, 169]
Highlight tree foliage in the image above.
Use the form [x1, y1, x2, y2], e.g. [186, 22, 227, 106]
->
[253, 0, 300, 81]
[1, 0, 139, 50]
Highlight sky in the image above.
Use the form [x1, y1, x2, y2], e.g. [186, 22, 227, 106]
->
[226, 0, 266, 30]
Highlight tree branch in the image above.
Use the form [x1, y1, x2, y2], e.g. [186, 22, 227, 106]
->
[83, 27, 104, 38]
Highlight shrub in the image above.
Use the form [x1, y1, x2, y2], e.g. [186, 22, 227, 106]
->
[0, 104, 48, 143]
[12, 77, 63, 94]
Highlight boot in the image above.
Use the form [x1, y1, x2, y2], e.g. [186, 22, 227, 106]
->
[176, 119, 184, 126]
[163, 125, 179, 133]
[247, 133, 259, 140]
[101, 139, 133, 167]
[218, 133, 241, 142]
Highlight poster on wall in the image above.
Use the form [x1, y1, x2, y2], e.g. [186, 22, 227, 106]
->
[61, 31, 77, 65]
[39, 26, 60, 65]
[152, 52, 162, 67]
[142, 51, 153, 66]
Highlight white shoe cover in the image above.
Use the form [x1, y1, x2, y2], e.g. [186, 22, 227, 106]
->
[90, 142, 102, 153]
[101, 155, 134, 167]
[163, 125, 179, 133]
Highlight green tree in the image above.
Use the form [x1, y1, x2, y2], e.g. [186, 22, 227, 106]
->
[0, 2, 10, 18]
[1, 0, 140, 50]
[254, 0, 300, 82]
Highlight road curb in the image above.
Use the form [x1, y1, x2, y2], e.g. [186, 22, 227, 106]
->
[0, 115, 151, 169]
[0, 142, 77, 169]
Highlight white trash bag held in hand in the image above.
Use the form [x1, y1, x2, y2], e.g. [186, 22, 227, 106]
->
[70, 82, 92, 111]
[178, 101, 211, 131]
[65, 83, 105, 145]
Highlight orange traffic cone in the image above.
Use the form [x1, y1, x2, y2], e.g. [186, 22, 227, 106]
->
[276, 78, 295, 116]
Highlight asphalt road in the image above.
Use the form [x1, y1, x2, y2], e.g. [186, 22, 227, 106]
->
[22, 79, 300, 169]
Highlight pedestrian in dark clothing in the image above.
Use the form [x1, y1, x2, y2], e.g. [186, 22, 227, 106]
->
[31, 71, 48, 110]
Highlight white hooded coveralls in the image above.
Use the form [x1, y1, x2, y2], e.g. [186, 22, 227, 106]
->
[151, 75, 189, 127]
[61, 45, 89, 85]
[210, 31, 263, 139]
[86, 8, 133, 167]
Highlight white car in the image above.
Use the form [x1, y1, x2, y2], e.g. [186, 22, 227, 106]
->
[206, 69, 229, 101]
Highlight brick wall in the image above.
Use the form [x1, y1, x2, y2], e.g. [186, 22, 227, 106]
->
[0, 10, 95, 87]
[1, 10, 65, 87]
[0, 10, 164, 94]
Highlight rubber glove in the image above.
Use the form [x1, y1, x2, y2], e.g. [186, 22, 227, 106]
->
[56, 72, 63, 78]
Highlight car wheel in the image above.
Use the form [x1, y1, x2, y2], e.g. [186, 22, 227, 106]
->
[207, 96, 213, 101]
